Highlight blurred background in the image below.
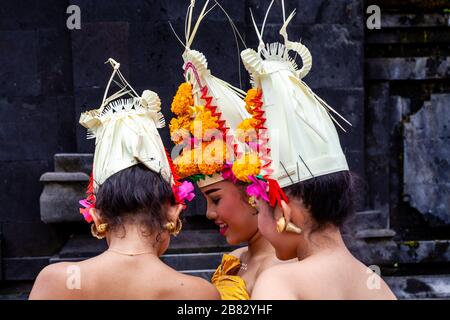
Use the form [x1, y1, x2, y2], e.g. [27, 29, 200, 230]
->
[0, 0, 449, 299]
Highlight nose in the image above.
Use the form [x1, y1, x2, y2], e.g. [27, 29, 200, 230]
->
[206, 208, 218, 220]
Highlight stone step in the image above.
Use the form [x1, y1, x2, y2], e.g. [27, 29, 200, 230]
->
[381, 13, 450, 28]
[54, 230, 238, 260]
[39, 172, 89, 223]
[54, 153, 93, 174]
[50, 252, 225, 273]
[367, 57, 450, 80]
[385, 274, 450, 300]
[366, 28, 450, 44]
[343, 210, 388, 234]
[355, 229, 397, 240]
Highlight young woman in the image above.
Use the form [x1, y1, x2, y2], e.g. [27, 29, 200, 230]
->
[30, 60, 218, 300]
[30, 165, 218, 300]
[168, 1, 289, 300]
[201, 181, 284, 300]
[238, 1, 396, 299]
[252, 172, 396, 300]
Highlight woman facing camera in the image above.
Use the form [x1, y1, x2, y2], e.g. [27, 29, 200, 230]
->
[201, 180, 283, 300]
[237, 2, 396, 300]
[29, 60, 219, 300]
[168, 0, 287, 300]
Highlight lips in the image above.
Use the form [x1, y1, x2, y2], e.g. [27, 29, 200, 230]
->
[218, 223, 228, 236]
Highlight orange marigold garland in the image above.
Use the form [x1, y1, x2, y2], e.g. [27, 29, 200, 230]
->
[171, 82, 194, 116]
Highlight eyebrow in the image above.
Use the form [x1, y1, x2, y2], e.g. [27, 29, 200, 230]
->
[204, 188, 221, 196]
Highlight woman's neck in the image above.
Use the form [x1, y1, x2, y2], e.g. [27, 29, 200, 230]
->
[106, 224, 161, 256]
[247, 230, 275, 259]
[296, 225, 348, 260]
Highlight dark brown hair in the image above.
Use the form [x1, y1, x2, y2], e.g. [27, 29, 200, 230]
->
[95, 163, 176, 233]
[284, 170, 356, 229]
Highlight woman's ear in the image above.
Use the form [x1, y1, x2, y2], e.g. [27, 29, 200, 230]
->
[167, 203, 183, 222]
[280, 200, 292, 224]
[89, 208, 103, 227]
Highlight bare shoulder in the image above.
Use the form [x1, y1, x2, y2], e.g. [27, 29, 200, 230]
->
[257, 255, 294, 276]
[251, 263, 297, 300]
[162, 270, 220, 300]
[29, 262, 76, 300]
[228, 246, 247, 259]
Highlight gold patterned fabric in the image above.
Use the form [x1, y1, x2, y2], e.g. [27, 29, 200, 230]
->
[211, 254, 250, 300]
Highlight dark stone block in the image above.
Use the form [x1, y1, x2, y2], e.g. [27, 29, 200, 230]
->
[0, 0, 67, 31]
[38, 28, 73, 95]
[0, 95, 75, 161]
[404, 94, 450, 226]
[2, 257, 50, 281]
[1, 221, 63, 257]
[0, 230, 3, 280]
[313, 87, 364, 153]
[54, 153, 93, 173]
[166, 0, 246, 23]
[40, 172, 90, 223]
[246, 0, 363, 26]
[250, 23, 364, 88]
[367, 57, 450, 81]
[0, 30, 40, 97]
[0, 160, 52, 223]
[71, 22, 130, 89]
[365, 83, 391, 213]
[74, 87, 104, 153]
[71, 0, 169, 24]
[129, 20, 245, 90]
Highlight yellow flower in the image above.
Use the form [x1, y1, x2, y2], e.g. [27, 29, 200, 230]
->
[244, 88, 262, 115]
[171, 82, 194, 116]
[169, 115, 192, 144]
[174, 149, 199, 178]
[189, 106, 219, 139]
[232, 153, 261, 182]
[198, 162, 223, 176]
[236, 118, 258, 143]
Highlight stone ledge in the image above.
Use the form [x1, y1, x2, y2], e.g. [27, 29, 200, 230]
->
[40, 172, 89, 182]
[54, 153, 93, 174]
[348, 240, 450, 266]
[39, 173, 89, 223]
[382, 14, 450, 28]
[367, 57, 450, 80]
[386, 274, 450, 299]
[355, 229, 397, 240]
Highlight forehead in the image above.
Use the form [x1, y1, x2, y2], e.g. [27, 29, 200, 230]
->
[201, 180, 236, 194]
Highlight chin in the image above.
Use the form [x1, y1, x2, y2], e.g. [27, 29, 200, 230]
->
[225, 236, 241, 246]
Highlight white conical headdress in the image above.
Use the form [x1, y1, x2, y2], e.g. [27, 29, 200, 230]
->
[79, 58, 173, 191]
[169, 0, 252, 188]
[78, 59, 195, 223]
[240, 2, 351, 191]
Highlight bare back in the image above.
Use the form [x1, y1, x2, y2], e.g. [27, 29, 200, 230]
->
[29, 252, 219, 300]
[252, 250, 396, 300]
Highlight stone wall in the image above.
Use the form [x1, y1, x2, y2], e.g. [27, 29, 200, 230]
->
[0, 0, 365, 276]
[0, 0, 449, 294]
[365, 0, 450, 238]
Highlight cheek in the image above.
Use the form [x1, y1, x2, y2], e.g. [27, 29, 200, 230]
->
[257, 206, 276, 238]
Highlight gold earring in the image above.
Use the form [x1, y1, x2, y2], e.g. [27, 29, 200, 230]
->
[276, 217, 302, 235]
[91, 223, 108, 239]
[248, 196, 257, 209]
[165, 218, 182, 236]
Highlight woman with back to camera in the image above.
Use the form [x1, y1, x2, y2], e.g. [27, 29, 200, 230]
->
[29, 59, 219, 300]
